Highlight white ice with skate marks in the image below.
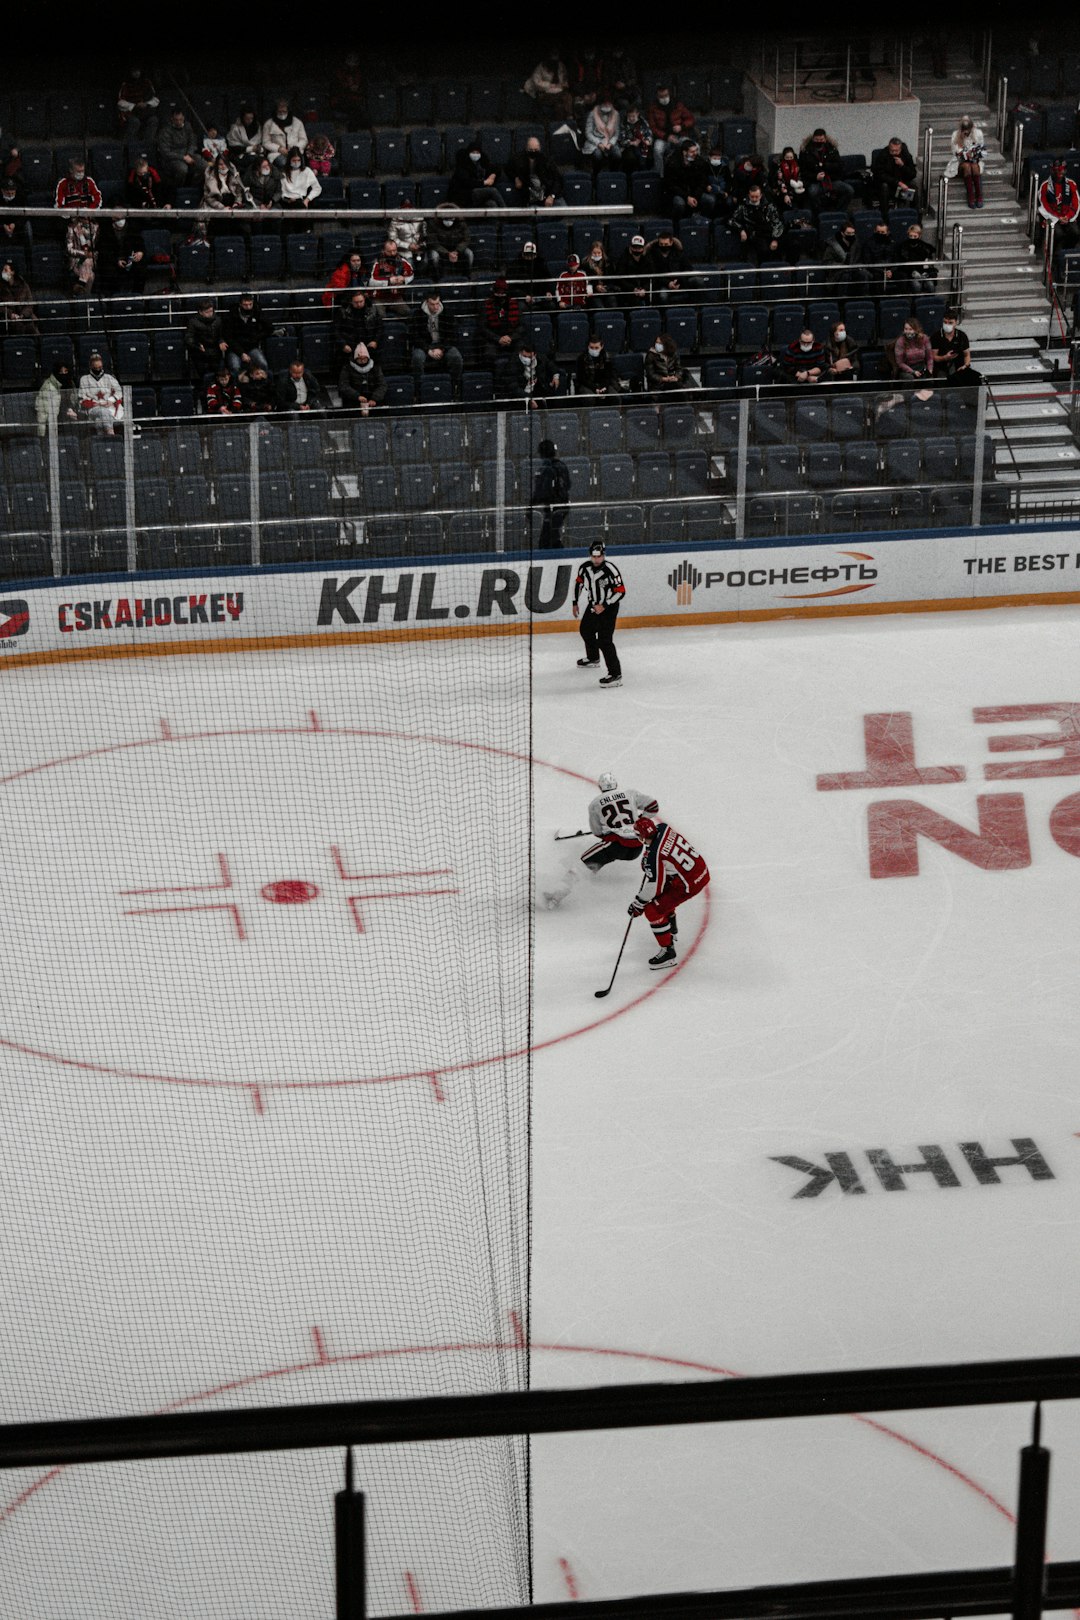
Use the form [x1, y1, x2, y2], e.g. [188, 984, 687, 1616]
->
[4, 613, 1080, 1613]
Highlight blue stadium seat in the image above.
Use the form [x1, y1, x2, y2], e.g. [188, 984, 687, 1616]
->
[635, 452, 671, 498]
[596, 172, 628, 206]
[874, 395, 909, 438]
[702, 358, 738, 391]
[660, 402, 696, 442]
[649, 503, 688, 544]
[722, 118, 755, 157]
[771, 305, 806, 349]
[625, 405, 659, 449]
[631, 172, 662, 214]
[368, 85, 401, 123]
[177, 242, 211, 282]
[418, 178, 449, 208]
[878, 297, 912, 342]
[157, 385, 195, 418]
[923, 436, 959, 482]
[434, 84, 469, 123]
[754, 400, 789, 444]
[555, 311, 588, 359]
[31, 245, 65, 288]
[612, 353, 644, 389]
[807, 301, 840, 342]
[842, 300, 877, 345]
[2, 336, 38, 384]
[593, 310, 627, 353]
[408, 129, 442, 173]
[470, 82, 504, 121]
[830, 395, 866, 440]
[112, 332, 150, 383]
[286, 236, 320, 277]
[711, 400, 742, 445]
[598, 454, 634, 500]
[806, 444, 842, 490]
[908, 392, 944, 436]
[765, 446, 801, 491]
[401, 85, 436, 123]
[844, 443, 880, 485]
[886, 439, 922, 484]
[437, 463, 474, 507]
[673, 450, 708, 495]
[734, 305, 769, 352]
[588, 408, 624, 453]
[375, 131, 409, 176]
[699, 306, 734, 354]
[213, 235, 248, 279]
[793, 399, 830, 442]
[664, 309, 698, 353]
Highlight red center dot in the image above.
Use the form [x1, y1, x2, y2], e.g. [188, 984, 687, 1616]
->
[261, 879, 320, 904]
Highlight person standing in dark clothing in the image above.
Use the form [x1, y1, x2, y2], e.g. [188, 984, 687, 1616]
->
[532, 438, 571, 549]
[573, 540, 625, 687]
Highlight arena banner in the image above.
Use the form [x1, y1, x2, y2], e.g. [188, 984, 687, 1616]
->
[4, 525, 1080, 664]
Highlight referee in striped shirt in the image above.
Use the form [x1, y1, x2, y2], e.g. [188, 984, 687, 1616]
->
[572, 541, 625, 687]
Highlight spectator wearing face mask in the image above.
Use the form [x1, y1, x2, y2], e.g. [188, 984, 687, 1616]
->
[615, 234, 652, 302]
[425, 203, 474, 280]
[825, 320, 861, 381]
[575, 336, 616, 396]
[583, 101, 623, 174]
[78, 351, 124, 434]
[389, 201, 424, 259]
[506, 137, 563, 207]
[449, 139, 505, 209]
[767, 147, 806, 212]
[581, 240, 615, 308]
[648, 86, 695, 175]
[644, 333, 689, 395]
[248, 156, 282, 218]
[55, 157, 102, 211]
[239, 363, 276, 414]
[338, 341, 387, 412]
[323, 251, 365, 308]
[823, 219, 869, 294]
[861, 220, 896, 298]
[369, 240, 415, 316]
[505, 242, 554, 307]
[890, 317, 934, 381]
[799, 128, 854, 213]
[0, 173, 31, 255]
[893, 223, 938, 294]
[644, 229, 692, 306]
[410, 291, 464, 399]
[730, 154, 767, 204]
[780, 328, 827, 385]
[931, 313, 979, 385]
[662, 141, 720, 226]
[503, 338, 558, 407]
[332, 288, 383, 359]
[729, 186, 783, 265]
[36, 358, 78, 436]
[279, 148, 321, 227]
[620, 107, 654, 173]
[0, 259, 37, 333]
[261, 101, 308, 168]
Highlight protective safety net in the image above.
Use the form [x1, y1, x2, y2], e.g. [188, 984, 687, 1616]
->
[0, 620, 533, 1615]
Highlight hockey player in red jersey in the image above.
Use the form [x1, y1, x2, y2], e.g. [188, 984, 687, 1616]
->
[627, 816, 709, 969]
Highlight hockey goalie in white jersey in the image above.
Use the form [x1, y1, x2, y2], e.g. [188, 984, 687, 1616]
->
[543, 771, 659, 909]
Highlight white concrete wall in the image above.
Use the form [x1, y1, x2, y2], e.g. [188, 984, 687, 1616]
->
[745, 79, 920, 161]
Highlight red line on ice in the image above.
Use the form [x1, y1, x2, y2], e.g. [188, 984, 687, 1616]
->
[404, 1571, 424, 1613]
[559, 1558, 580, 1601]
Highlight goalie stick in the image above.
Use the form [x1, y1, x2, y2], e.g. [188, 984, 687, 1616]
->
[554, 828, 590, 841]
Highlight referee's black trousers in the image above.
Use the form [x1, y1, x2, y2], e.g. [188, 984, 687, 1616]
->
[579, 603, 621, 678]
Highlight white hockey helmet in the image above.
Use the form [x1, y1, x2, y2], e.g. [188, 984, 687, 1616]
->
[597, 771, 618, 793]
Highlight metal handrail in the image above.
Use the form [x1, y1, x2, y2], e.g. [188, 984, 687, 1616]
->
[1044, 218, 1057, 293]
[982, 29, 994, 104]
[920, 126, 934, 215]
[951, 222, 964, 303]
[997, 73, 1009, 144]
[937, 173, 950, 250]
[1028, 170, 1040, 239]
[1014, 117, 1026, 199]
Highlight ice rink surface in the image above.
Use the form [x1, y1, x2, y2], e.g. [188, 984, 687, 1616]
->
[3, 605, 1080, 1614]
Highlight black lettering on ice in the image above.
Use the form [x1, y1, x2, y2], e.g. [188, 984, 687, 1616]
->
[866, 1146, 961, 1191]
[771, 1153, 866, 1198]
[959, 1138, 1054, 1185]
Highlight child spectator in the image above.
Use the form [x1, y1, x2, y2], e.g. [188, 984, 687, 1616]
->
[205, 366, 241, 414]
[307, 133, 335, 178]
[201, 126, 228, 164]
[556, 254, 590, 308]
[239, 364, 276, 413]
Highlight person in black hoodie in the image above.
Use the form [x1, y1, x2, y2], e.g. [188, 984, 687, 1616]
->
[332, 289, 384, 361]
[823, 219, 869, 295]
[575, 336, 617, 396]
[239, 363, 276, 413]
[861, 218, 896, 297]
[185, 298, 226, 380]
[222, 292, 270, 377]
[662, 141, 720, 224]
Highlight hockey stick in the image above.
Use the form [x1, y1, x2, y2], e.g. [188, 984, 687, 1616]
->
[594, 917, 635, 999]
[554, 827, 590, 841]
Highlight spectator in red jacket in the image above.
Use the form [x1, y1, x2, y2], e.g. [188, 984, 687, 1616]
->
[322, 250, 364, 307]
[205, 367, 242, 415]
[647, 86, 695, 174]
[1038, 159, 1080, 249]
[55, 157, 102, 211]
[124, 154, 168, 210]
[368, 240, 414, 316]
[482, 276, 520, 371]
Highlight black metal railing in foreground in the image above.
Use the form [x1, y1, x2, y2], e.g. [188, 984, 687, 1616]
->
[2, 1354, 1079, 1620]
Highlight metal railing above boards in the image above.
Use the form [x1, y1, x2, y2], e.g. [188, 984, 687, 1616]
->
[0, 381, 1008, 586]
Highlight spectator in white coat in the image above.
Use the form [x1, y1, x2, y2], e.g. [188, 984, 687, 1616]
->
[279, 148, 321, 227]
[78, 351, 124, 434]
[949, 115, 986, 208]
[261, 101, 308, 168]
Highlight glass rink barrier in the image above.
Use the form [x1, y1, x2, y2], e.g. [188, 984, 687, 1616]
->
[0, 382, 1012, 584]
